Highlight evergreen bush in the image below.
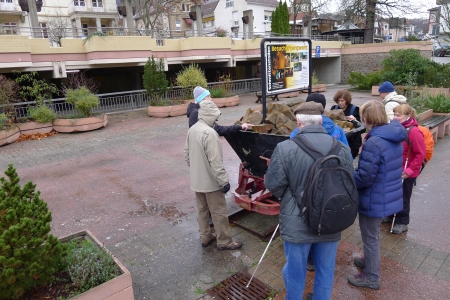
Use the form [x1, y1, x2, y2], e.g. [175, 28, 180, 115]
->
[143, 56, 172, 105]
[175, 64, 207, 100]
[0, 164, 67, 299]
[65, 87, 100, 117]
[28, 105, 57, 123]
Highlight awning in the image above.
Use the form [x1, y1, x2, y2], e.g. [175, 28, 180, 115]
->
[202, 16, 214, 23]
[183, 18, 192, 25]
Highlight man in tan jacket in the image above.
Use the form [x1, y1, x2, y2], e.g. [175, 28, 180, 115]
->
[184, 98, 242, 251]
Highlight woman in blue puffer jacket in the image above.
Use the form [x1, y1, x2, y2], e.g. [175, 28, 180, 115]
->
[347, 101, 406, 291]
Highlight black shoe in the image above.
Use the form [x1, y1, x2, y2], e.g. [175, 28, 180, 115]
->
[354, 257, 365, 269]
[306, 293, 313, 300]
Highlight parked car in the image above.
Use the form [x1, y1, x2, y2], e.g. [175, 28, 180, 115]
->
[433, 45, 450, 57]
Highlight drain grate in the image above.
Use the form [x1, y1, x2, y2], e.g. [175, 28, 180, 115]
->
[206, 271, 273, 300]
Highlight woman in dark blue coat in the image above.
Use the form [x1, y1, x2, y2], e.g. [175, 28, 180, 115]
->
[347, 101, 406, 290]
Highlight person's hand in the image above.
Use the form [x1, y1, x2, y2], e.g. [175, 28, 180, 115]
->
[241, 123, 252, 131]
[346, 115, 356, 121]
[401, 171, 409, 179]
[221, 183, 230, 194]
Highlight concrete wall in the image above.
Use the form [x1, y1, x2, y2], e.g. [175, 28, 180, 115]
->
[313, 56, 341, 84]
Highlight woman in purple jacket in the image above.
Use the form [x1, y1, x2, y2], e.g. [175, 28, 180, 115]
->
[347, 101, 406, 290]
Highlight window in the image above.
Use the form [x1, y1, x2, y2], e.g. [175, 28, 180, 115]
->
[182, 4, 189, 12]
[101, 24, 106, 33]
[264, 12, 272, 22]
[384, 25, 387, 29]
[176, 20, 181, 31]
[74, 0, 85, 6]
[232, 11, 238, 26]
[1, 22, 17, 35]
[225, 0, 233, 8]
[92, 0, 102, 7]
[82, 24, 88, 36]
[40, 23, 48, 38]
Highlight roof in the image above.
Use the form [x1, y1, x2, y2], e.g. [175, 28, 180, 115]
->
[336, 21, 360, 30]
[246, 0, 279, 6]
[201, 0, 219, 16]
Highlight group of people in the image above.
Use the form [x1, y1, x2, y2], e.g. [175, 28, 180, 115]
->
[183, 82, 427, 299]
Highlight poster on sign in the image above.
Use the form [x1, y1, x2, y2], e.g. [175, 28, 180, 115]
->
[262, 38, 312, 94]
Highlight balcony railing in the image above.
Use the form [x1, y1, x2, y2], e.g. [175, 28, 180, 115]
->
[0, 25, 351, 42]
[0, 1, 16, 11]
[5, 79, 262, 118]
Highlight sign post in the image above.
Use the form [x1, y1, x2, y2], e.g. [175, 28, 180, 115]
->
[260, 38, 312, 120]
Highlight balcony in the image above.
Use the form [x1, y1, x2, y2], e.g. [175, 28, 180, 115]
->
[68, 0, 115, 15]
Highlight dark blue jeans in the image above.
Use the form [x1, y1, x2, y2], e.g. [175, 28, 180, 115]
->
[283, 240, 338, 300]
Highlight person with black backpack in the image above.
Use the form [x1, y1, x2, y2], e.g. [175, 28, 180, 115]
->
[265, 101, 355, 300]
[348, 101, 406, 290]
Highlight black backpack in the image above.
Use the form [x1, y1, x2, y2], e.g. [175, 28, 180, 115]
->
[291, 135, 358, 236]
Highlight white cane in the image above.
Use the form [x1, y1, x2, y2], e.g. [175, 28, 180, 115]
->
[391, 157, 408, 233]
[246, 224, 279, 289]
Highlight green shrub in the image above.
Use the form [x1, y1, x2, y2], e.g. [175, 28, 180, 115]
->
[348, 71, 382, 90]
[143, 56, 172, 105]
[64, 239, 121, 294]
[423, 93, 450, 113]
[28, 105, 57, 123]
[65, 87, 100, 117]
[176, 64, 207, 100]
[0, 164, 67, 299]
[210, 87, 226, 98]
[0, 113, 8, 130]
[381, 49, 431, 86]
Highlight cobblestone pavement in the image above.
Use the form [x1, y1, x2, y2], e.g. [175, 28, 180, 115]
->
[2, 85, 450, 299]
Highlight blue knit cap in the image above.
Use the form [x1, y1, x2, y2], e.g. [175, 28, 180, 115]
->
[193, 86, 210, 103]
[378, 81, 395, 93]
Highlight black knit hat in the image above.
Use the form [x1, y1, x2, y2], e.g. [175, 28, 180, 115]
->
[306, 93, 326, 109]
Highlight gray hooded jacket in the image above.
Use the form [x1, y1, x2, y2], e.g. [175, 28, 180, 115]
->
[184, 100, 228, 192]
[264, 125, 354, 244]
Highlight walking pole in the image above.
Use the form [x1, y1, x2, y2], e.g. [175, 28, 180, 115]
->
[245, 224, 279, 289]
[391, 156, 409, 233]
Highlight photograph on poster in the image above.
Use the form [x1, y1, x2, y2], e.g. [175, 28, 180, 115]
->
[293, 62, 302, 72]
[266, 42, 310, 93]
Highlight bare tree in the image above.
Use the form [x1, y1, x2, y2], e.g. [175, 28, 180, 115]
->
[133, 0, 182, 37]
[61, 71, 101, 95]
[339, 0, 419, 43]
[44, 9, 72, 47]
[288, 0, 329, 36]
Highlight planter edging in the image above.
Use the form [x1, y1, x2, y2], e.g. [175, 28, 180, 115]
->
[59, 229, 134, 300]
[53, 115, 108, 133]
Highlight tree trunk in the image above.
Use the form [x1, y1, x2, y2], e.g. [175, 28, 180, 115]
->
[364, 0, 376, 44]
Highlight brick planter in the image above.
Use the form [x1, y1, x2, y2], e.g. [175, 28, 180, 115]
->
[211, 95, 239, 108]
[59, 230, 134, 300]
[148, 101, 190, 117]
[0, 125, 20, 147]
[17, 121, 53, 135]
[53, 114, 108, 133]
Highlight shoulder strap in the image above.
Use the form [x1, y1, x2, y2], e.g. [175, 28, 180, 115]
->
[406, 126, 417, 145]
[332, 105, 339, 110]
[292, 134, 341, 160]
[349, 104, 356, 116]
[386, 100, 400, 105]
